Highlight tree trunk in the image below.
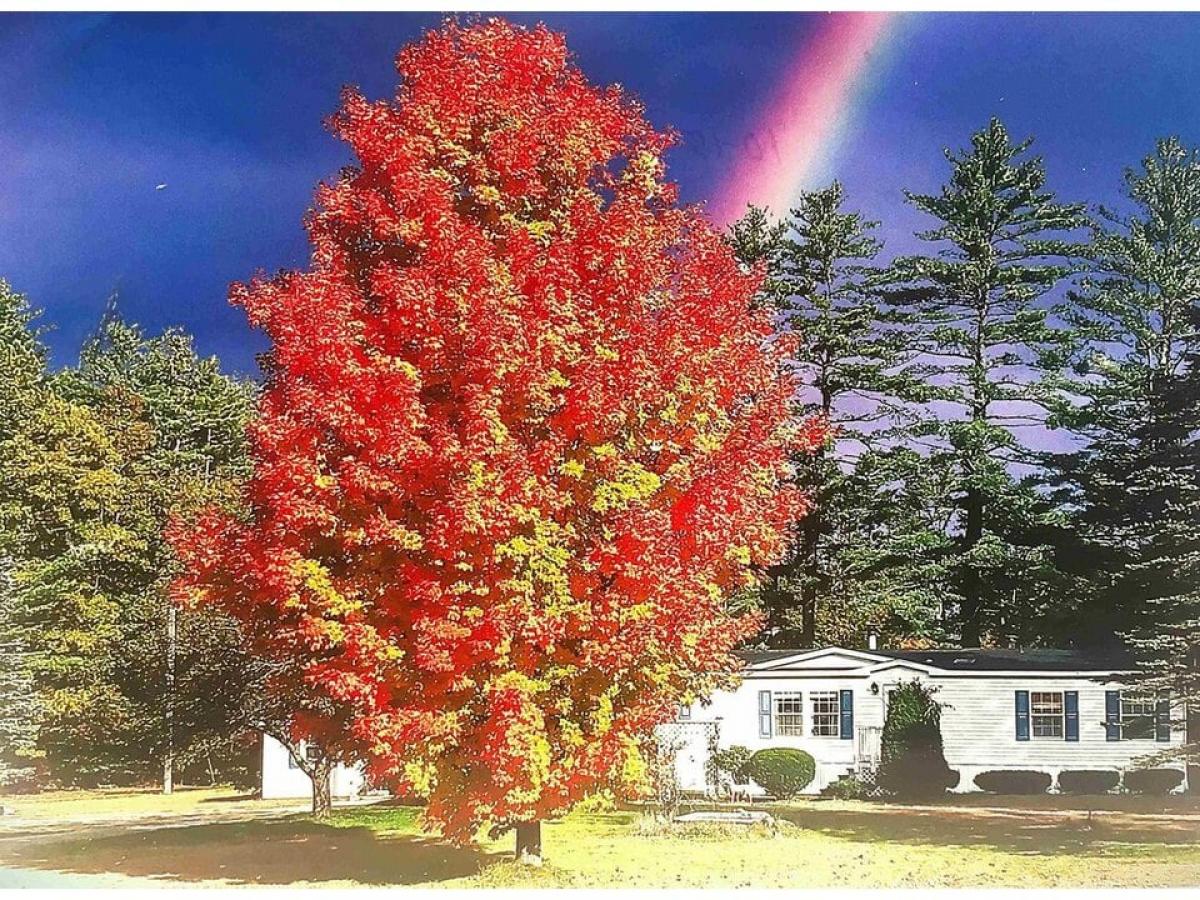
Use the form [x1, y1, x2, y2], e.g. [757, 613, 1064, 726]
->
[960, 484, 984, 646]
[311, 756, 333, 819]
[799, 513, 821, 648]
[515, 820, 542, 866]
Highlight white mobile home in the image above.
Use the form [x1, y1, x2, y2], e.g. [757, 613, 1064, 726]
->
[666, 646, 1189, 795]
[259, 645, 1189, 799]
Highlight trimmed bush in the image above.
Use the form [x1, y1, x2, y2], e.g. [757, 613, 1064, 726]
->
[1124, 768, 1185, 795]
[822, 773, 884, 801]
[876, 680, 958, 799]
[744, 748, 815, 799]
[973, 769, 1052, 794]
[1058, 769, 1120, 794]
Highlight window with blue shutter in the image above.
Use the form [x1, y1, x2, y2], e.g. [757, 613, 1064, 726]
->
[839, 689, 854, 740]
[1105, 690, 1121, 741]
[1064, 691, 1079, 741]
[1155, 696, 1171, 742]
[758, 690, 773, 738]
[1015, 690, 1030, 741]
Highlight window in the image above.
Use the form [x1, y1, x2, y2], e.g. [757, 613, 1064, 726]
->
[678, 704, 691, 721]
[810, 691, 840, 737]
[1121, 696, 1156, 740]
[774, 691, 804, 736]
[1030, 692, 1064, 738]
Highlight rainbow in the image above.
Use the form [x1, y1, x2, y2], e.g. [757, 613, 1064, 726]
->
[709, 12, 902, 226]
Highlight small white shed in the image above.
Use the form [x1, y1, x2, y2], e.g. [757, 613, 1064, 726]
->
[260, 734, 368, 800]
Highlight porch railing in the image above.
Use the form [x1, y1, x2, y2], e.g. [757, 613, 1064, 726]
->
[856, 725, 882, 770]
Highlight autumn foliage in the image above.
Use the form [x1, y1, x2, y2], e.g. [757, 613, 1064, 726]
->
[171, 18, 819, 841]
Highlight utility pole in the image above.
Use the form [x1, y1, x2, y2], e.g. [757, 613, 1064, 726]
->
[163, 602, 177, 795]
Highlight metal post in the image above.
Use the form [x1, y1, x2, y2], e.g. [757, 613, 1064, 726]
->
[163, 603, 177, 795]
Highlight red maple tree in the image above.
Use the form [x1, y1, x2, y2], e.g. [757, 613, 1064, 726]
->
[172, 18, 821, 856]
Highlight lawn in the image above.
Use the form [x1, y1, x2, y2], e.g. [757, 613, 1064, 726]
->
[0, 785, 297, 821]
[1, 792, 1198, 888]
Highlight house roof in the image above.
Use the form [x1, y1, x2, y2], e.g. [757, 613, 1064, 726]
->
[737, 646, 1133, 672]
[875, 647, 1132, 672]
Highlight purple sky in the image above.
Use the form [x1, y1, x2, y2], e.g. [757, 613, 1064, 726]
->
[3, 11, 1198, 443]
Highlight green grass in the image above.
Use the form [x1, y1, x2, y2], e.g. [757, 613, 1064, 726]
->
[0, 785, 294, 820]
[2, 796, 1198, 887]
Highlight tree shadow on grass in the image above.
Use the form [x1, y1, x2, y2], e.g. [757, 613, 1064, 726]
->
[199, 792, 260, 804]
[771, 805, 1200, 856]
[1, 817, 500, 886]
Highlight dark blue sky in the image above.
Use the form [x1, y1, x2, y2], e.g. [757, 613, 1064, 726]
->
[4, 12, 1200, 375]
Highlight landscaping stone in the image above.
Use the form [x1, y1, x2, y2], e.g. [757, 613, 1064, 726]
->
[673, 809, 775, 826]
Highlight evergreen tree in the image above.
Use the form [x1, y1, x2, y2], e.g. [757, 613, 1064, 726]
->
[0, 281, 138, 784]
[729, 185, 933, 647]
[823, 445, 959, 648]
[59, 312, 256, 788]
[1050, 139, 1200, 761]
[1122, 363, 1200, 763]
[876, 679, 956, 798]
[0, 289, 44, 785]
[0, 284, 256, 787]
[879, 119, 1087, 645]
[1054, 138, 1200, 649]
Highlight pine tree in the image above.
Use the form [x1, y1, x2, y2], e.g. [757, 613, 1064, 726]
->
[729, 185, 931, 647]
[0, 281, 136, 784]
[59, 313, 256, 789]
[879, 119, 1087, 645]
[1054, 138, 1200, 649]
[0, 283, 256, 787]
[1050, 139, 1200, 761]
[1121, 365, 1200, 763]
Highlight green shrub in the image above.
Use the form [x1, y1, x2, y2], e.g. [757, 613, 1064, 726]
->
[1058, 769, 1119, 794]
[1124, 768, 1184, 795]
[876, 680, 957, 799]
[821, 773, 883, 800]
[711, 745, 752, 785]
[744, 748, 815, 799]
[974, 769, 1052, 794]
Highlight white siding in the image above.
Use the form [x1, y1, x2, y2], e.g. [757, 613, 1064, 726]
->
[677, 654, 1189, 796]
[929, 675, 1186, 790]
[683, 674, 872, 793]
[260, 734, 368, 800]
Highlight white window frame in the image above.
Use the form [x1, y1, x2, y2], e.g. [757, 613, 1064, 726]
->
[774, 691, 804, 736]
[810, 690, 840, 737]
[1120, 695, 1156, 740]
[1030, 691, 1064, 739]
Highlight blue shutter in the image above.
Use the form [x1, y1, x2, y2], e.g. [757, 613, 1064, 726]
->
[1015, 690, 1030, 741]
[758, 690, 773, 739]
[1064, 691, 1079, 742]
[1155, 696, 1171, 742]
[839, 689, 854, 740]
[1105, 690, 1121, 741]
